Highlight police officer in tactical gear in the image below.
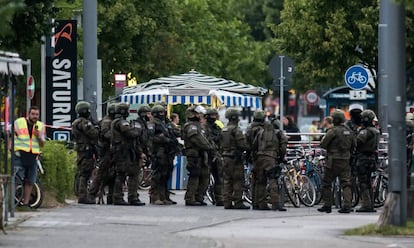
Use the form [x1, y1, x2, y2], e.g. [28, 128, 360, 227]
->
[221, 108, 250, 209]
[72, 101, 99, 204]
[111, 103, 145, 206]
[251, 110, 288, 211]
[203, 107, 224, 206]
[355, 109, 380, 212]
[88, 102, 117, 204]
[317, 109, 355, 213]
[183, 105, 213, 206]
[245, 110, 266, 209]
[149, 105, 177, 205]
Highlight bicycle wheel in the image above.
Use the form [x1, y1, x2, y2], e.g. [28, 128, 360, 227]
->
[283, 176, 300, 207]
[298, 175, 316, 207]
[29, 180, 43, 209]
[374, 176, 388, 208]
[138, 168, 151, 190]
[206, 174, 216, 204]
[308, 170, 323, 205]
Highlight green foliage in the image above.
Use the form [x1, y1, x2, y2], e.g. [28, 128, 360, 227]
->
[345, 222, 414, 236]
[39, 141, 76, 202]
[274, 0, 380, 93]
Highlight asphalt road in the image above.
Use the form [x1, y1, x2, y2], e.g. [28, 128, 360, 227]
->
[1, 191, 413, 248]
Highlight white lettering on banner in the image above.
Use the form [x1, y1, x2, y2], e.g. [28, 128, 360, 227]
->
[52, 102, 71, 113]
[52, 58, 72, 128]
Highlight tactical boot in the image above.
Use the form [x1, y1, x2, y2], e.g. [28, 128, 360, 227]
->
[233, 203, 250, 210]
[78, 197, 96, 205]
[197, 201, 208, 206]
[317, 206, 332, 213]
[338, 208, 353, 214]
[152, 199, 166, 205]
[256, 204, 271, 211]
[185, 201, 202, 206]
[165, 197, 177, 205]
[113, 200, 129, 206]
[355, 207, 376, 213]
[272, 204, 287, 211]
[129, 199, 146, 206]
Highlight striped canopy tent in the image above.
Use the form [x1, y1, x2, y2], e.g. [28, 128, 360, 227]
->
[120, 88, 262, 109]
[120, 70, 266, 109]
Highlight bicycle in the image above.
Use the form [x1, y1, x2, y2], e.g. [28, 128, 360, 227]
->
[14, 154, 44, 209]
[280, 160, 316, 207]
[138, 160, 152, 190]
[347, 72, 367, 84]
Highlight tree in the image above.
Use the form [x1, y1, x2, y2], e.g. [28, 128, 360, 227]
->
[274, 0, 380, 93]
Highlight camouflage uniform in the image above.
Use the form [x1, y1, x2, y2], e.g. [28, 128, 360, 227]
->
[183, 106, 213, 206]
[72, 101, 99, 204]
[111, 103, 145, 206]
[88, 103, 117, 204]
[150, 105, 176, 205]
[318, 110, 355, 213]
[252, 120, 288, 211]
[245, 111, 265, 208]
[221, 108, 249, 209]
[355, 110, 380, 212]
[204, 108, 224, 206]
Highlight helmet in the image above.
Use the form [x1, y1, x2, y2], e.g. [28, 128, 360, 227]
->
[186, 106, 197, 119]
[151, 105, 165, 117]
[205, 107, 218, 116]
[75, 101, 90, 115]
[253, 110, 265, 121]
[361, 109, 376, 123]
[225, 108, 240, 120]
[115, 102, 130, 115]
[107, 102, 117, 115]
[194, 105, 206, 115]
[331, 109, 346, 123]
[406, 113, 414, 121]
[138, 104, 151, 115]
[154, 101, 167, 108]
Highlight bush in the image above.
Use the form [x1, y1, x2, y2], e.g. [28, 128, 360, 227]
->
[39, 141, 76, 202]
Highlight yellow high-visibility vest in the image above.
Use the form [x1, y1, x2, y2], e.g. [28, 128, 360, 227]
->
[14, 117, 45, 154]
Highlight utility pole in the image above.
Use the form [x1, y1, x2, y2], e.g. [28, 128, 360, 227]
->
[378, 0, 406, 226]
[83, 0, 98, 119]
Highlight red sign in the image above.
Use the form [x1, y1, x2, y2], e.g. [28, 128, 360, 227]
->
[304, 90, 318, 105]
[27, 75, 35, 100]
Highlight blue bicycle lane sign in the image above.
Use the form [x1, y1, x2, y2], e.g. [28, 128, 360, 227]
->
[344, 65, 369, 90]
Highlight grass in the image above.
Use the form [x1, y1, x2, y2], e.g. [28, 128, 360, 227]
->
[345, 221, 414, 236]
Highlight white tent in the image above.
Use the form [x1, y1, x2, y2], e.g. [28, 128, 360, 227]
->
[120, 70, 265, 109]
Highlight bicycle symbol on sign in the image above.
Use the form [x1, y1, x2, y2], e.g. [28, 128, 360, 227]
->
[347, 72, 367, 85]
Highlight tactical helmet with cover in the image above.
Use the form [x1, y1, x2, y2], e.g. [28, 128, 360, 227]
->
[361, 109, 376, 124]
[151, 105, 165, 118]
[107, 102, 117, 115]
[115, 102, 130, 116]
[138, 104, 151, 115]
[205, 107, 218, 123]
[225, 108, 240, 120]
[331, 109, 346, 123]
[75, 101, 91, 115]
[253, 110, 265, 121]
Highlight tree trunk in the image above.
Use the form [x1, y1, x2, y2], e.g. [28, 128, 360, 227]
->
[377, 192, 398, 227]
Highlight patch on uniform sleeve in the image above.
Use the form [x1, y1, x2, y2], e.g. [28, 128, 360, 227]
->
[360, 130, 367, 135]
[134, 123, 141, 129]
[343, 130, 350, 135]
[121, 120, 130, 126]
[190, 125, 198, 130]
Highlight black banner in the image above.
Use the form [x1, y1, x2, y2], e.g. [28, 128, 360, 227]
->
[45, 20, 77, 141]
